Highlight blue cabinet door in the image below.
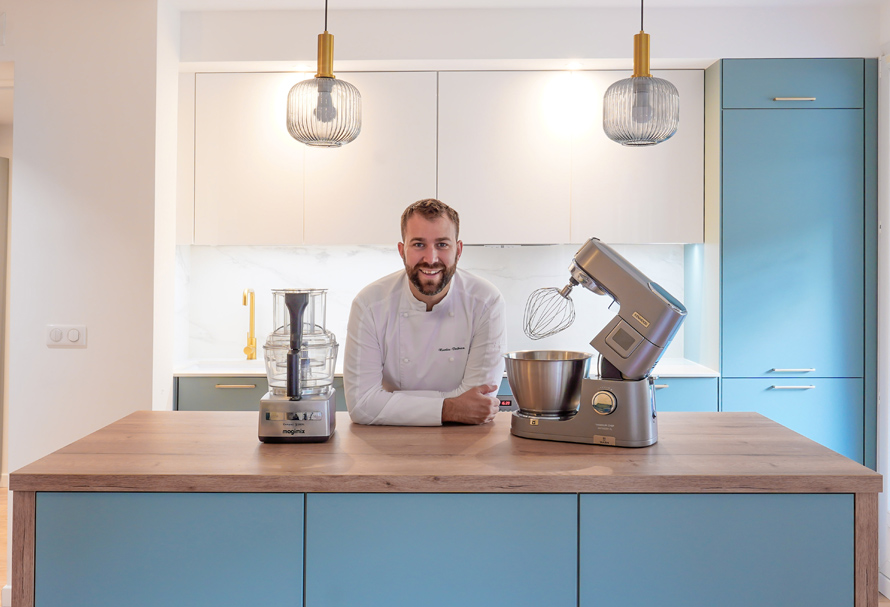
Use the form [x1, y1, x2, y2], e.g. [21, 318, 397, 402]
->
[305, 493, 577, 607]
[653, 377, 718, 412]
[35, 492, 304, 607]
[722, 58, 864, 109]
[722, 108, 864, 378]
[722, 377, 863, 462]
[580, 493, 854, 607]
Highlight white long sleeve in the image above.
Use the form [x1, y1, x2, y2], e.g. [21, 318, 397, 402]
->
[343, 270, 507, 426]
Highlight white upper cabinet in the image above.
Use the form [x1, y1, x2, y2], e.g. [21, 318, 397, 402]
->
[437, 72, 573, 245]
[190, 69, 704, 246]
[194, 72, 306, 245]
[571, 70, 704, 244]
[303, 72, 438, 245]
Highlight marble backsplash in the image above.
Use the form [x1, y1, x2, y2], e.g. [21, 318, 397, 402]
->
[175, 243, 686, 367]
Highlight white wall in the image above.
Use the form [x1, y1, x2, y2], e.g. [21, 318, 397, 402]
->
[4, 0, 160, 469]
[877, 0, 890, 597]
[155, 0, 181, 411]
[180, 6, 880, 69]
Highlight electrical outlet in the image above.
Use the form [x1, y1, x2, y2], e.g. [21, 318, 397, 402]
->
[46, 324, 87, 348]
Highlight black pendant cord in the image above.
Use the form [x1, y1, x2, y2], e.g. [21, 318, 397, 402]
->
[640, 0, 644, 31]
[324, 0, 328, 31]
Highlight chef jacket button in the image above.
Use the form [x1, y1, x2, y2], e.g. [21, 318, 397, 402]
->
[449, 311, 455, 317]
[402, 312, 408, 318]
[449, 357, 455, 362]
[403, 358, 409, 363]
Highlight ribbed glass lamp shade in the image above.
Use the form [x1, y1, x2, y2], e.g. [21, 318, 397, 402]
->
[287, 77, 361, 148]
[603, 76, 679, 146]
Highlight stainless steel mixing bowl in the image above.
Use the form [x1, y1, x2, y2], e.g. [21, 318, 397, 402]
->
[504, 350, 593, 417]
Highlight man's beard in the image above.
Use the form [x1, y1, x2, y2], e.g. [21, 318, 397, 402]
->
[406, 261, 457, 297]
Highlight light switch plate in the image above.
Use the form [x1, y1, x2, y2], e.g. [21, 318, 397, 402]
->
[46, 324, 87, 348]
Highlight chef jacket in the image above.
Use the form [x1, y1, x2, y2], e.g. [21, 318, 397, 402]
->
[344, 269, 507, 425]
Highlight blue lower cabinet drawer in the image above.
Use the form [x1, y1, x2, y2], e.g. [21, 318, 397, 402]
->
[580, 493, 853, 607]
[35, 493, 304, 607]
[722, 377, 863, 462]
[653, 377, 718, 412]
[305, 493, 577, 607]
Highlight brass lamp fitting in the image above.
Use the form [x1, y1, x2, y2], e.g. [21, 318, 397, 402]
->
[316, 31, 336, 79]
[632, 31, 651, 78]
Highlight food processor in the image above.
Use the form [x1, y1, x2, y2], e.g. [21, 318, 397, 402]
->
[509, 238, 686, 447]
[258, 289, 339, 443]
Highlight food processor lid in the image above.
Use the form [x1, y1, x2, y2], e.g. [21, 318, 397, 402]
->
[271, 287, 328, 295]
[265, 328, 338, 349]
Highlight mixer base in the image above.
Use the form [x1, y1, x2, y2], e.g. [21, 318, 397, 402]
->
[510, 377, 657, 448]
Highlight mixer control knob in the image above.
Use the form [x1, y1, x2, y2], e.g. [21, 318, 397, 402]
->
[591, 391, 617, 415]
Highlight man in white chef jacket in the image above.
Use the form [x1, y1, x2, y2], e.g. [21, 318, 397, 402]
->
[344, 199, 507, 425]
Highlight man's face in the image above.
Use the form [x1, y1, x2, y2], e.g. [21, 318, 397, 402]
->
[398, 214, 462, 299]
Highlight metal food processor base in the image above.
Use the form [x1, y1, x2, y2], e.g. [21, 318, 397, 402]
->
[510, 377, 657, 448]
[258, 389, 337, 443]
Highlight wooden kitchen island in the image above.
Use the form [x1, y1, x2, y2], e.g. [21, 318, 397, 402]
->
[10, 411, 882, 607]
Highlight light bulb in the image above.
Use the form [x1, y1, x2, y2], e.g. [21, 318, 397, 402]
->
[314, 78, 337, 123]
[632, 78, 652, 124]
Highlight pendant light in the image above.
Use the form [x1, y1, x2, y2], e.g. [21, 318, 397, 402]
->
[287, 0, 361, 147]
[603, 0, 679, 146]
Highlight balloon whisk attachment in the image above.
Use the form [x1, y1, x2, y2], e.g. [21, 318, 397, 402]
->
[523, 279, 578, 340]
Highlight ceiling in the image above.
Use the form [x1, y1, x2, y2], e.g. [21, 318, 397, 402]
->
[173, 0, 880, 8]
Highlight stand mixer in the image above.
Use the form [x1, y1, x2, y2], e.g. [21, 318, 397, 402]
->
[510, 238, 686, 447]
[258, 289, 339, 443]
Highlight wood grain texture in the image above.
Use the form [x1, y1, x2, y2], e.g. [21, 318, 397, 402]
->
[856, 493, 879, 607]
[8, 411, 881, 494]
[11, 491, 34, 607]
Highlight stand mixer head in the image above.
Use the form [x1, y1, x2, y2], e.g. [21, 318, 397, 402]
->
[522, 238, 686, 379]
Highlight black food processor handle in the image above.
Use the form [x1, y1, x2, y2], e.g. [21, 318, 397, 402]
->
[285, 293, 309, 400]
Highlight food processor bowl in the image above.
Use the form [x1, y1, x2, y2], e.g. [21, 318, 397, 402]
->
[264, 330, 338, 396]
[504, 350, 593, 418]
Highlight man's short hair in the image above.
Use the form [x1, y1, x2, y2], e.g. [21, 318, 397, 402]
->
[400, 199, 460, 241]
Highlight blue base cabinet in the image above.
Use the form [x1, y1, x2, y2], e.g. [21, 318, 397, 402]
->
[35, 493, 305, 607]
[31, 491, 858, 607]
[722, 378, 864, 461]
[653, 377, 718, 412]
[713, 58, 877, 466]
[304, 493, 577, 607]
[579, 494, 854, 607]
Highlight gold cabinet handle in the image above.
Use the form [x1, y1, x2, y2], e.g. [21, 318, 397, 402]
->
[773, 97, 816, 101]
[770, 368, 815, 373]
[215, 384, 257, 389]
[769, 385, 815, 390]
[653, 384, 669, 389]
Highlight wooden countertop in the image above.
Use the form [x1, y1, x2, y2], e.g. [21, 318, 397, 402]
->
[9, 411, 881, 494]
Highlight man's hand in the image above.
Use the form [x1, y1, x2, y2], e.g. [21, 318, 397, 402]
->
[442, 384, 500, 424]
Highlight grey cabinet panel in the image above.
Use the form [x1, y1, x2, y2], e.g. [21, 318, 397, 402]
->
[176, 376, 348, 411]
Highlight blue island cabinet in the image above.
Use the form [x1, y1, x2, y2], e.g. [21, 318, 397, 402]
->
[713, 58, 878, 466]
[34, 492, 305, 607]
[579, 494, 854, 607]
[304, 493, 577, 607]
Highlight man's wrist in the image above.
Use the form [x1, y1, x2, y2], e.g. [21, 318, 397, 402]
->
[442, 397, 454, 423]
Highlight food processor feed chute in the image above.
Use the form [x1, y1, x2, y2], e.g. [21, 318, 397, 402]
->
[285, 292, 309, 400]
